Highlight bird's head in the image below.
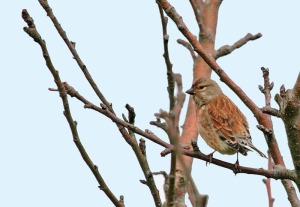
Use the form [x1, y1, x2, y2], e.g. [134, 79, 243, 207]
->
[186, 78, 223, 106]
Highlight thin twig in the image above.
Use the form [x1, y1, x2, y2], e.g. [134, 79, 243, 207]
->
[125, 131, 162, 207]
[215, 33, 262, 59]
[22, 9, 124, 207]
[157, 3, 175, 111]
[38, 0, 114, 112]
[261, 106, 281, 118]
[177, 39, 197, 61]
[155, 109, 178, 207]
[24, 4, 163, 205]
[262, 151, 275, 207]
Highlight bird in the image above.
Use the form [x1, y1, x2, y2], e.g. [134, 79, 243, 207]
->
[185, 78, 266, 167]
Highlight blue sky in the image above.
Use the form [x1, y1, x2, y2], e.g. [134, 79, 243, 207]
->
[2, 1, 300, 207]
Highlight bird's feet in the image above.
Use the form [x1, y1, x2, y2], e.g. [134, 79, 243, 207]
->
[233, 159, 241, 174]
[206, 151, 216, 166]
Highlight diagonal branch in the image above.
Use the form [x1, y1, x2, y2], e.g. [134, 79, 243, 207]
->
[23, 7, 163, 206]
[57, 82, 297, 181]
[262, 151, 275, 207]
[38, 0, 114, 112]
[22, 9, 124, 207]
[156, 0, 286, 166]
[155, 1, 300, 206]
[215, 33, 262, 59]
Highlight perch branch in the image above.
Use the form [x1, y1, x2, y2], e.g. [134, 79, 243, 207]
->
[156, 0, 288, 172]
[60, 83, 296, 182]
[155, 1, 300, 205]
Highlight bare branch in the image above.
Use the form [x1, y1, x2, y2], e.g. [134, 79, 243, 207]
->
[153, 171, 168, 178]
[60, 80, 298, 197]
[262, 151, 275, 207]
[259, 67, 274, 107]
[275, 73, 300, 191]
[139, 138, 147, 157]
[150, 118, 168, 133]
[177, 39, 197, 61]
[22, 10, 124, 207]
[155, 1, 300, 205]
[293, 73, 300, 99]
[155, 108, 178, 207]
[125, 103, 136, 124]
[189, 0, 203, 30]
[215, 33, 262, 59]
[157, 3, 175, 111]
[126, 133, 162, 206]
[261, 107, 281, 118]
[38, 0, 114, 112]
[156, 0, 261, 120]
[24, 4, 163, 205]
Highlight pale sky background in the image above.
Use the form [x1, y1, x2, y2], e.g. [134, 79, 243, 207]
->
[2, 1, 300, 207]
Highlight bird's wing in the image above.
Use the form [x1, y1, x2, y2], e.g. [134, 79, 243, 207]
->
[207, 94, 248, 156]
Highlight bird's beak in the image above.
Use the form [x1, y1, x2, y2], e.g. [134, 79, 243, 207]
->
[186, 88, 195, 95]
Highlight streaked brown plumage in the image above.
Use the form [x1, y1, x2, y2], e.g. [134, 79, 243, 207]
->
[186, 78, 266, 159]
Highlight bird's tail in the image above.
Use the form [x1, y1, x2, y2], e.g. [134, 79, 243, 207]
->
[243, 144, 267, 158]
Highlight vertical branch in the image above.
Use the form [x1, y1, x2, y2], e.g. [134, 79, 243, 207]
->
[179, 0, 222, 177]
[123, 105, 162, 207]
[275, 73, 300, 191]
[157, 1, 300, 206]
[259, 68, 275, 207]
[153, 74, 184, 207]
[176, 1, 221, 206]
[157, 3, 175, 111]
[262, 151, 275, 207]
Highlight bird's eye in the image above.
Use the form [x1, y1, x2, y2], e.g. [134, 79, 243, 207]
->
[198, 86, 205, 90]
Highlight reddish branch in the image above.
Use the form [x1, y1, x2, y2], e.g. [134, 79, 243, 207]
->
[156, 0, 300, 206]
[176, 2, 222, 206]
[157, 0, 280, 175]
[258, 68, 275, 207]
[262, 151, 275, 207]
